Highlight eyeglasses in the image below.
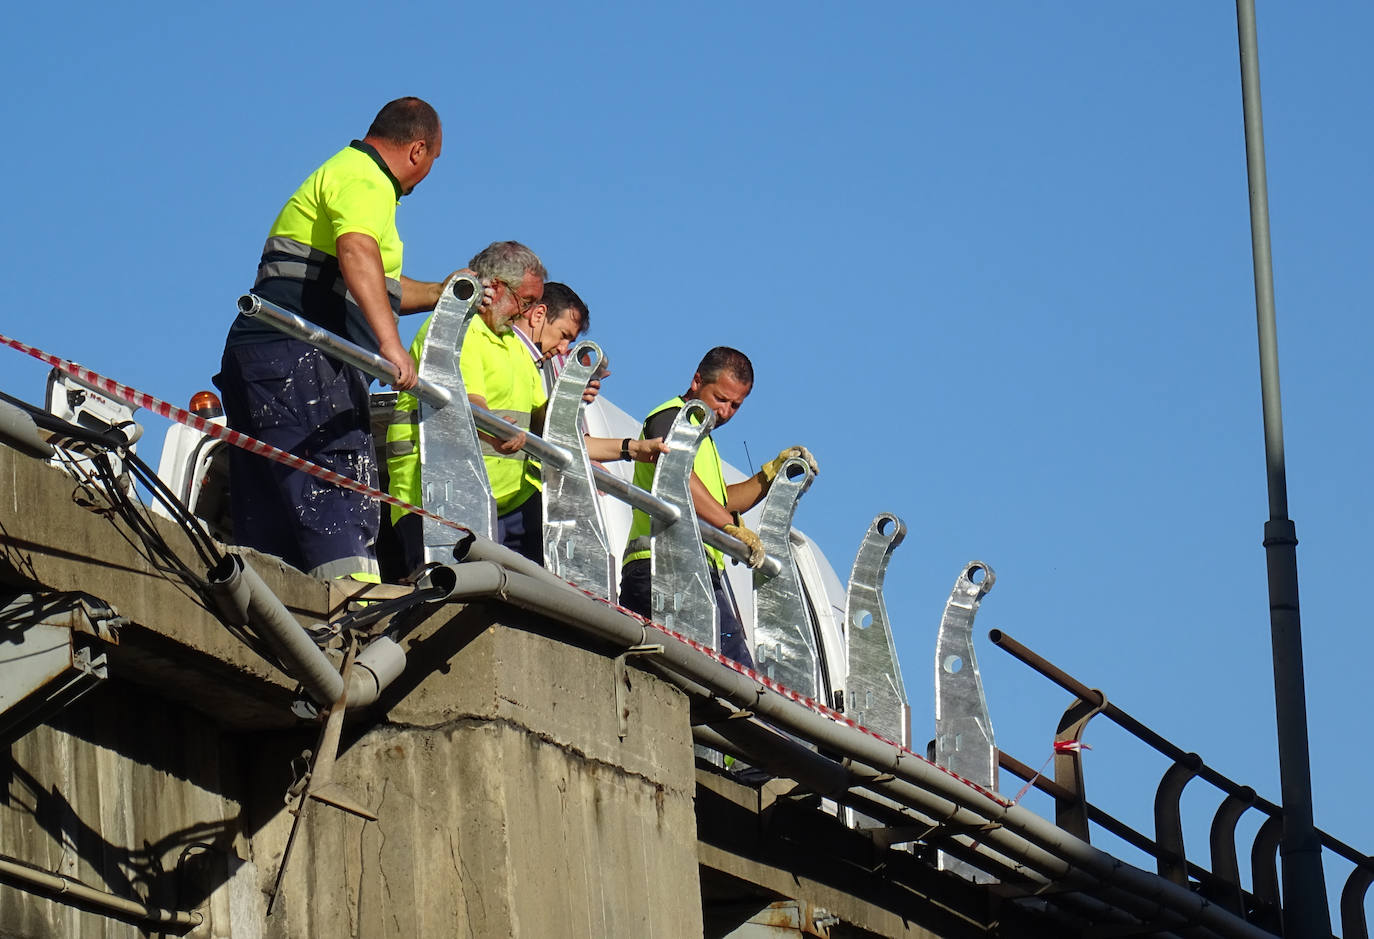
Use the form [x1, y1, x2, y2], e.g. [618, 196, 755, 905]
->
[501, 279, 537, 315]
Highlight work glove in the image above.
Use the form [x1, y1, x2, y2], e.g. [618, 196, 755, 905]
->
[761, 445, 820, 483]
[723, 522, 766, 569]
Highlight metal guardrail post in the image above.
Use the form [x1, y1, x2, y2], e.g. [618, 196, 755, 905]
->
[1249, 813, 1283, 933]
[751, 457, 818, 698]
[413, 276, 493, 555]
[1051, 691, 1106, 842]
[1340, 863, 1374, 939]
[540, 341, 615, 598]
[647, 401, 719, 648]
[933, 561, 998, 883]
[1207, 785, 1257, 915]
[842, 514, 909, 747]
[1154, 753, 1203, 886]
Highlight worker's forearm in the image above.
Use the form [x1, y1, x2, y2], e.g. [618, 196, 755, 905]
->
[399, 275, 446, 314]
[691, 473, 735, 529]
[723, 473, 767, 514]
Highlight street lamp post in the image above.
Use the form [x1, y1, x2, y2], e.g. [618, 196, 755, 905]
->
[1233, 1, 1331, 934]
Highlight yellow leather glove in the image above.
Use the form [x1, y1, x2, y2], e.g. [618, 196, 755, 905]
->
[761, 445, 820, 483]
[723, 522, 766, 569]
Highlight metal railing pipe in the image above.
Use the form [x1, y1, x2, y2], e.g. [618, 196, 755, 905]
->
[236, 298, 782, 576]
[236, 294, 453, 410]
[471, 406, 783, 576]
[989, 629, 1280, 814]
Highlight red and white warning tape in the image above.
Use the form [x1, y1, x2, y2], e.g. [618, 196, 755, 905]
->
[2, 331, 1001, 800]
[0, 331, 469, 533]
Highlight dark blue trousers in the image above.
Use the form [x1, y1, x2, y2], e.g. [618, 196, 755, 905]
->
[214, 339, 379, 579]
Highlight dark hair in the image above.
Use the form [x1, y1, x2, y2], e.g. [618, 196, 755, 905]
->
[696, 346, 753, 387]
[540, 282, 590, 334]
[366, 97, 441, 145]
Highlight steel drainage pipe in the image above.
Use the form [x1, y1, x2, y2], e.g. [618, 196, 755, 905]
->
[0, 854, 202, 930]
[206, 554, 510, 708]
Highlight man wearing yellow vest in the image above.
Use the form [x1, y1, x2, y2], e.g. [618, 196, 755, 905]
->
[388, 243, 666, 570]
[216, 97, 454, 582]
[620, 347, 818, 667]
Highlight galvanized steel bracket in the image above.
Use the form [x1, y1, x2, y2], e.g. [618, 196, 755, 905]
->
[414, 274, 492, 560]
[751, 457, 819, 699]
[933, 561, 997, 786]
[542, 341, 615, 598]
[842, 514, 909, 747]
[933, 561, 998, 883]
[648, 400, 718, 649]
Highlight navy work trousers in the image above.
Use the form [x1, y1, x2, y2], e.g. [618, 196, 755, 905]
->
[214, 339, 379, 579]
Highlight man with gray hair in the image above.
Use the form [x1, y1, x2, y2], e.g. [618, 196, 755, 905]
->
[387, 242, 664, 568]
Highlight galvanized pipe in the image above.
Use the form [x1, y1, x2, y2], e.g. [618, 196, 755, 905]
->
[0, 853, 202, 929]
[429, 562, 1276, 939]
[238, 294, 779, 575]
[1234, 2, 1329, 932]
[0, 397, 54, 459]
[236, 293, 453, 410]
[472, 407, 782, 576]
[207, 554, 508, 707]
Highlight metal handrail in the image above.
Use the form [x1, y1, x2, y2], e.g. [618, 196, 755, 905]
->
[242, 292, 782, 576]
[237, 294, 453, 410]
[991, 627, 1374, 934]
[988, 628, 1278, 814]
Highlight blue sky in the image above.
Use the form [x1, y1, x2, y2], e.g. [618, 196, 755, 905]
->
[3, 0, 1371, 923]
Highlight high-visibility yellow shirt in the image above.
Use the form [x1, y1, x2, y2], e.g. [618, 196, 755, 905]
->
[623, 397, 727, 570]
[231, 141, 405, 352]
[386, 314, 546, 521]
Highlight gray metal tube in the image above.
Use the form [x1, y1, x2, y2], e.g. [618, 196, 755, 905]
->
[0, 399, 54, 459]
[237, 295, 779, 576]
[0, 854, 202, 928]
[208, 555, 513, 708]
[592, 466, 782, 576]
[1234, 2, 1329, 933]
[236, 294, 453, 410]
[436, 562, 1276, 939]
[470, 402, 573, 468]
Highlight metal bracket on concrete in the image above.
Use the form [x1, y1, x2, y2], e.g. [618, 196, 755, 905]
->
[613, 643, 665, 739]
[542, 340, 615, 599]
[413, 274, 492, 560]
[751, 457, 818, 699]
[648, 400, 718, 649]
[933, 561, 998, 883]
[0, 592, 112, 744]
[268, 637, 377, 916]
[842, 514, 909, 747]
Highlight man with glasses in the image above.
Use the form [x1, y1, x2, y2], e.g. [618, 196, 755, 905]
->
[387, 243, 665, 568]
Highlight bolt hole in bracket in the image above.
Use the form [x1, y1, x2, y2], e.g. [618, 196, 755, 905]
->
[933, 560, 998, 883]
[541, 339, 616, 600]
